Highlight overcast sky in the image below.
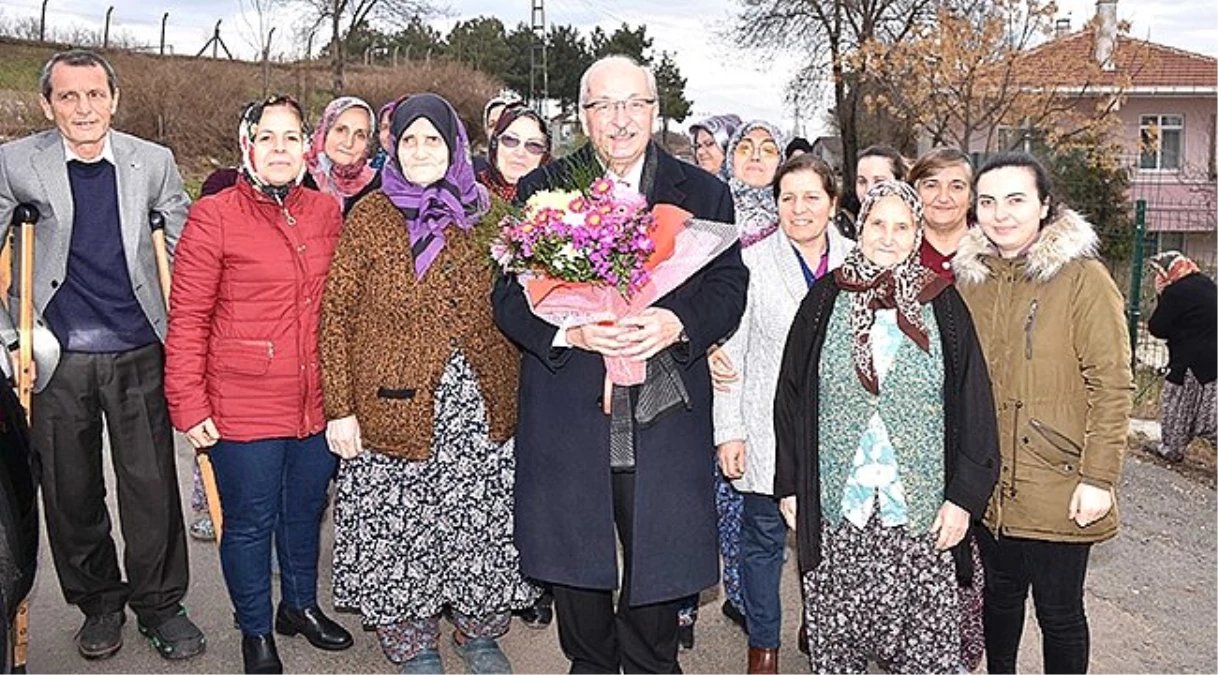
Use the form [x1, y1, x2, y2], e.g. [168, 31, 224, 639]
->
[3, 0, 1214, 139]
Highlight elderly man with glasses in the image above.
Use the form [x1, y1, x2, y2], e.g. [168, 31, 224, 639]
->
[493, 54, 747, 673]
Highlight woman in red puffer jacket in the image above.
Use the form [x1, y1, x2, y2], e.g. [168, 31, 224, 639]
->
[164, 95, 351, 674]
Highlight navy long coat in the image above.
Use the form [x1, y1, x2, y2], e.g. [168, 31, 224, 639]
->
[492, 143, 746, 605]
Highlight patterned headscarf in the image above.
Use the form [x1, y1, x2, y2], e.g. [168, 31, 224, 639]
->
[689, 114, 743, 181]
[478, 103, 552, 202]
[724, 120, 787, 247]
[305, 96, 377, 206]
[834, 180, 948, 395]
[238, 94, 308, 203]
[1149, 250, 1201, 295]
[381, 93, 490, 280]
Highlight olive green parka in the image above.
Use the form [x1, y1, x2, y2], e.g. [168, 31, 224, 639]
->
[953, 209, 1133, 543]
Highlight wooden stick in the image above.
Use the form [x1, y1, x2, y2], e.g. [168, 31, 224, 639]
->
[149, 218, 224, 544]
[11, 207, 36, 673]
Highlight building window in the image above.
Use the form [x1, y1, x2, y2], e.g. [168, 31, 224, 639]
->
[1139, 114, 1183, 170]
[999, 126, 1033, 152]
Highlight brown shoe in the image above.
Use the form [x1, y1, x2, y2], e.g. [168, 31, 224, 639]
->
[747, 646, 778, 674]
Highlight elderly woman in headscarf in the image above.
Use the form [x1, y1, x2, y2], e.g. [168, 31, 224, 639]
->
[775, 180, 999, 673]
[1147, 251, 1217, 463]
[305, 96, 377, 214]
[475, 103, 552, 203]
[320, 92, 537, 675]
[688, 114, 742, 180]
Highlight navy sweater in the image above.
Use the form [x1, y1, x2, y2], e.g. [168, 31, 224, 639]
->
[43, 160, 158, 353]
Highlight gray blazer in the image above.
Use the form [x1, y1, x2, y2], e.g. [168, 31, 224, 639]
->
[712, 224, 854, 494]
[0, 129, 189, 390]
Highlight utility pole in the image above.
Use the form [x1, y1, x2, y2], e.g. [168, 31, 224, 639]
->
[196, 20, 233, 59]
[39, 0, 49, 42]
[159, 12, 168, 55]
[528, 0, 549, 116]
[102, 6, 113, 49]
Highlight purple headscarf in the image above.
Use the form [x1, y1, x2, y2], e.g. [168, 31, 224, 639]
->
[381, 93, 489, 280]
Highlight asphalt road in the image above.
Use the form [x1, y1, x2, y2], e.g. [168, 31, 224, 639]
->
[19, 431, 1217, 674]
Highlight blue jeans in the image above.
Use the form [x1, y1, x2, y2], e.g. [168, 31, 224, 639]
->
[740, 493, 786, 648]
[208, 433, 336, 635]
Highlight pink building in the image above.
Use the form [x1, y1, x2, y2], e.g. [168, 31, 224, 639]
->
[979, 0, 1217, 262]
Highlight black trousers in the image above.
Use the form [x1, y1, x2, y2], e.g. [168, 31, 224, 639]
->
[31, 344, 189, 624]
[977, 527, 1093, 674]
[553, 471, 682, 674]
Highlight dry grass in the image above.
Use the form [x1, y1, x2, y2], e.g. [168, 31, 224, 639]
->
[0, 37, 502, 181]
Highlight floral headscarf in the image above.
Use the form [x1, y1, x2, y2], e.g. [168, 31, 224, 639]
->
[1149, 250, 1201, 295]
[724, 120, 787, 247]
[834, 180, 948, 395]
[238, 94, 308, 203]
[305, 96, 377, 206]
[478, 103, 552, 202]
[381, 93, 490, 280]
[688, 114, 742, 181]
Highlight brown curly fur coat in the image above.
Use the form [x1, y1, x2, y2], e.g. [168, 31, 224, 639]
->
[320, 191, 519, 459]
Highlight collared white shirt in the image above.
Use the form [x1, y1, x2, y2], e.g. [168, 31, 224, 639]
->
[63, 132, 115, 165]
[605, 158, 645, 195]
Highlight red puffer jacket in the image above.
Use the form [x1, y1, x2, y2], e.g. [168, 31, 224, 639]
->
[165, 179, 342, 442]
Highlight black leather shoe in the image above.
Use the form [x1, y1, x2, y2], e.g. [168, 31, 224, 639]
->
[242, 634, 283, 674]
[722, 599, 748, 634]
[677, 622, 695, 651]
[274, 605, 353, 651]
[76, 611, 125, 659]
[514, 589, 553, 629]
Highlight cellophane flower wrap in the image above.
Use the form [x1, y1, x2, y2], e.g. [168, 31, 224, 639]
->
[492, 177, 739, 385]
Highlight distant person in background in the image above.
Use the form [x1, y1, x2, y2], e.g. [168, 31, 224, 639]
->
[475, 92, 522, 174]
[305, 96, 377, 214]
[785, 137, 813, 158]
[1147, 251, 1217, 463]
[908, 147, 973, 281]
[838, 145, 909, 241]
[370, 101, 395, 170]
[688, 114, 743, 180]
[475, 103, 552, 203]
[725, 120, 787, 247]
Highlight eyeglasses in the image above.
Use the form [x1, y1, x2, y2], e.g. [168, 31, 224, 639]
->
[498, 133, 548, 156]
[581, 98, 656, 118]
[734, 140, 781, 159]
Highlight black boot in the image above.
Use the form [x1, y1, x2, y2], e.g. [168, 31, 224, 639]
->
[514, 587, 554, 628]
[242, 634, 283, 674]
[274, 605, 353, 651]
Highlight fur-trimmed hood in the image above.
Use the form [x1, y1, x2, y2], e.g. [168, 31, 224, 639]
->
[953, 209, 1100, 285]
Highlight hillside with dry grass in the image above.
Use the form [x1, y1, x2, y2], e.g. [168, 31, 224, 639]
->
[0, 37, 502, 185]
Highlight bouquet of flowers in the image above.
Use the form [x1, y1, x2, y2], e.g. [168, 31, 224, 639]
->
[492, 178, 738, 385]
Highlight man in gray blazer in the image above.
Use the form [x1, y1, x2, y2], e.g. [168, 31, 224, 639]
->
[0, 49, 204, 662]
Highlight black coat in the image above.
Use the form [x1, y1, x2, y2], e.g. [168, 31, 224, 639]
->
[774, 275, 999, 581]
[492, 143, 746, 605]
[1148, 272, 1217, 385]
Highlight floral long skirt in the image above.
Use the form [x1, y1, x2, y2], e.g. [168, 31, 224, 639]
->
[801, 514, 962, 674]
[331, 351, 538, 629]
[1160, 371, 1217, 459]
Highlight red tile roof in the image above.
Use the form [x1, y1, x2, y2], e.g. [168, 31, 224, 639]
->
[1019, 29, 1217, 89]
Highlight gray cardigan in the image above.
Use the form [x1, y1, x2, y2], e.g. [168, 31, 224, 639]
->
[712, 224, 854, 494]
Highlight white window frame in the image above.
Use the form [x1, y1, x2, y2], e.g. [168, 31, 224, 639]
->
[1139, 114, 1184, 172]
